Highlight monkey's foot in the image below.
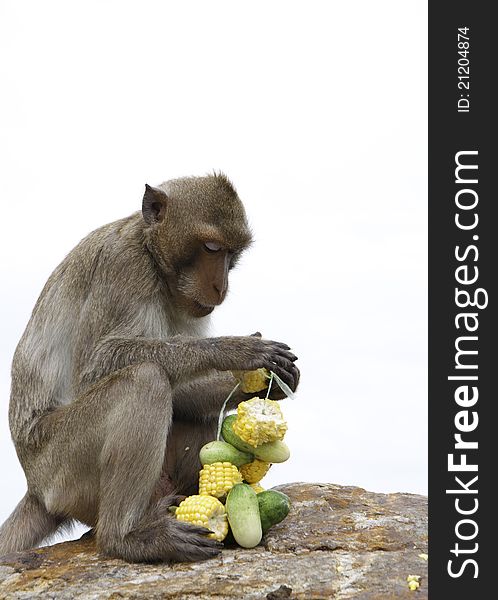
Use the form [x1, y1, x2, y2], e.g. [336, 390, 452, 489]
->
[98, 496, 222, 563]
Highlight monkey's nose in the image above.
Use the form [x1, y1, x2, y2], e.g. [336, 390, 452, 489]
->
[213, 284, 226, 304]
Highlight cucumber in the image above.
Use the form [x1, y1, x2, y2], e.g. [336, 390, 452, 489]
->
[257, 490, 291, 533]
[199, 441, 253, 467]
[226, 483, 262, 548]
[221, 415, 290, 463]
[253, 440, 290, 464]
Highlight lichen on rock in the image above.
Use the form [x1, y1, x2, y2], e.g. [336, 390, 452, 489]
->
[0, 483, 428, 599]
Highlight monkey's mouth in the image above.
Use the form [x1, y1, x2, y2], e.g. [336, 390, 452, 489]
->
[191, 300, 215, 317]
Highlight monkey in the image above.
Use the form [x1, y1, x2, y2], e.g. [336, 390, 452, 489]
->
[0, 173, 299, 563]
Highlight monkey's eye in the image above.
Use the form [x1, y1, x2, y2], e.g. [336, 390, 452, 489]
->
[204, 242, 222, 253]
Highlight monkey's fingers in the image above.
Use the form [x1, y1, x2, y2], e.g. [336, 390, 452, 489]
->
[215, 336, 296, 373]
[247, 339, 297, 377]
[254, 338, 292, 352]
[271, 344, 297, 363]
[266, 383, 287, 401]
[269, 355, 296, 372]
[260, 340, 297, 361]
[269, 363, 300, 397]
[290, 363, 300, 390]
[273, 341, 292, 351]
[266, 364, 295, 392]
[175, 522, 220, 539]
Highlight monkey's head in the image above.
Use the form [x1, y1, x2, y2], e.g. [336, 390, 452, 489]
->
[142, 173, 253, 318]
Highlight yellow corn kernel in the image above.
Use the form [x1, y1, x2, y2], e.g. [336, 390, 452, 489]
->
[175, 495, 229, 541]
[240, 459, 271, 483]
[232, 368, 270, 393]
[198, 461, 243, 498]
[233, 397, 287, 447]
[249, 482, 265, 493]
[407, 575, 421, 591]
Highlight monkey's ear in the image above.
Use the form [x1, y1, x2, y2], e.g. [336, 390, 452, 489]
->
[142, 184, 168, 224]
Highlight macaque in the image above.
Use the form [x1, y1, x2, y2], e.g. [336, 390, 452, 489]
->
[0, 173, 299, 562]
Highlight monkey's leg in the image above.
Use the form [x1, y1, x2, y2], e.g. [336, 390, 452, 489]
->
[36, 362, 221, 563]
[0, 494, 63, 555]
[160, 418, 219, 498]
[171, 371, 243, 420]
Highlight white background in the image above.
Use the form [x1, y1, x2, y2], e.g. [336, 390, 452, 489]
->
[0, 0, 427, 543]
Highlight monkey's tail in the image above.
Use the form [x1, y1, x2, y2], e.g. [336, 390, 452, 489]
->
[0, 493, 61, 555]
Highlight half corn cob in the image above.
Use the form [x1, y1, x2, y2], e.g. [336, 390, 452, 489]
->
[240, 459, 272, 483]
[198, 461, 243, 498]
[233, 397, 288, 447]
[232, 368, 270, 394]
[175, 495, 229, 541]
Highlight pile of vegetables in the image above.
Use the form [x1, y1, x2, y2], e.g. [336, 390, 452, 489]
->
[174, 368, 292, 548]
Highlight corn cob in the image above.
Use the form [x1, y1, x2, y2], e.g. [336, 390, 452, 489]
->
[199, 461, 243, 498]
[249, 482, 265, 493]
[240, 459, 271, 483]
[233, 397, 287, 447]
[175, 495, 229, 541]
[232, 368, 270, 393]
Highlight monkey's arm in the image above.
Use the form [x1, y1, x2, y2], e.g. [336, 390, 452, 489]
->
[80, 334, 298, 393]
[81, 336, 209, 388]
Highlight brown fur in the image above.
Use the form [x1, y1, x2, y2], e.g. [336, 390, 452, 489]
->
[0, 173, 299, 562]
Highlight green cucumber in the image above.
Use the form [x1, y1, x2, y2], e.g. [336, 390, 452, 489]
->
[253, 440, 290, 463]
[199, 441, 253, 467]
[226, 483, 262, 548]
[257, 490, 291, 533]
[221, 415, 290, 463]
[221, 415, 255, 453]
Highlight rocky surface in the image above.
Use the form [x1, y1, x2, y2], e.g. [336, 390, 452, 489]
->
[0, 483, 428, 599]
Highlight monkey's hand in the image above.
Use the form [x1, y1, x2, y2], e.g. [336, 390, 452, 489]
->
[243, 332, 300, 400]
[205, 335, 299, 394]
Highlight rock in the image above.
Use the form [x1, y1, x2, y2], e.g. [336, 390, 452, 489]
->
[0, 483, 428, 599]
